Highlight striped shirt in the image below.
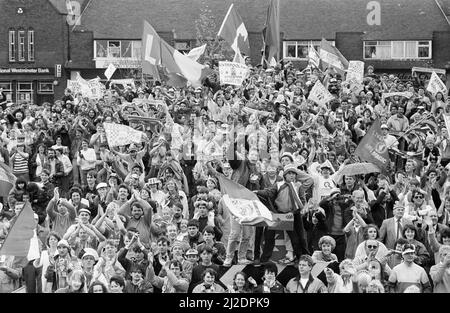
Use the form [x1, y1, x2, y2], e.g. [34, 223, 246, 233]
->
[12, 153, 29, 174]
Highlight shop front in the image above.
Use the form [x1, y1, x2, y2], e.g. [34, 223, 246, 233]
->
[0, 66, 63, 105]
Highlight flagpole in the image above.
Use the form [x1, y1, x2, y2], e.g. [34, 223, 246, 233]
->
[217, 4, 234, 37]
[386, 112, 434, 149]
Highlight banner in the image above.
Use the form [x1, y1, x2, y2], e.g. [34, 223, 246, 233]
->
[382, 92, 413, 100]
[104, 63, 117, 81]
[412, 67, 446, 75]
[110, 79, 136, 90]
[219, 61, 249, 86]
[354, 120, 390, 172]
[87, 77, 106, 99]
[308, 80, 334, 106]
[103, 122, 144, 147]
[427, 71, 448, 96]
[346, 60, 364, 83]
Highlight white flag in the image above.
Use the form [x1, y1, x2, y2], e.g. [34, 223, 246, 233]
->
[308, 44, 320, 68]
[103, 123, 144, 147]
[427, 71, 447, 97]
[308, 80, 334, 106]
[185, 44, 206, 62]
[104, 63, 117, 81]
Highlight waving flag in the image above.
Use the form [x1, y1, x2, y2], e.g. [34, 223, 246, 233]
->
[354, 120, 390, 172]
[319, 38, 348, 75]
[262, 0, 280, 65]
[218, 175, 274, 226]
[185, 44, 207, 62]
[0, 202, 36, 257]
[308, 44, 320, 68]
[142, 20, 211, 87]
[218, 4, 250, 56]
[103, 122, 145, 147]
[0, 162, 16, 196]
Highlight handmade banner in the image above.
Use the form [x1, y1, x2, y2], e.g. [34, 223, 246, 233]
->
[103, 122, 145, 147]
[427, 71, 447, 96]
[412, 67, 446, 75]
[308, 80, 334, 106]
[104, 63, 117, 81]
[382, 92, 413, 100]
[218, 175, 274, 226]
[219, 61, 249, 86]
[87, 77, 106, 99]
[346, 60, 364, 83]
[110, 79, 136, 90]
[354, 119, 390, 172]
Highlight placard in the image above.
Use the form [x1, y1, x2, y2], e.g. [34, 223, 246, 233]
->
[219, 61, 249, 86]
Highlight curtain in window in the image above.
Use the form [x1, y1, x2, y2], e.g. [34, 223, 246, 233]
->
[391, 41, 404, 58]
[405, 41, 416, 58]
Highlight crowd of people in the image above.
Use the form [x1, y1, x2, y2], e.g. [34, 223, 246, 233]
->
[1, 55, 450, 294]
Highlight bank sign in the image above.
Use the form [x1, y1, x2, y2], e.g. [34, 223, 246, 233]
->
[0, 68, 53, 74]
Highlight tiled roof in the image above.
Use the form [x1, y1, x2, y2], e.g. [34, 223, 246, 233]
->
[77, 0, 450, 40]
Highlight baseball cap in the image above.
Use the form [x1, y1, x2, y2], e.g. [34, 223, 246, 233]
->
[402, 243, 416, 255]
[186, 248, 198, 256]
[381, 124, 389, 129]
[96, 182, 108, 190]
[82, 248, 99, 261]
[57, 239, 70, 248]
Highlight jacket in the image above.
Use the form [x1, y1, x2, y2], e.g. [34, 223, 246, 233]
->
[256, 181, 306, 213]
[369, 188, 398, 228]
[286, 274, 328, 293]
[379, 216, 410, 250]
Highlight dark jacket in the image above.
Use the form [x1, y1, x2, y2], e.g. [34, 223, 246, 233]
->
[319, 195, 353, 234]
[369, 188, 398, 228]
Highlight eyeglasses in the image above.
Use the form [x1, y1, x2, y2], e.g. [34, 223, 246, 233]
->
[367, 245, 378, 249]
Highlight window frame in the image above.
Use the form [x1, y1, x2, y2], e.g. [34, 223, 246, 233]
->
[37, 82, 54, 94]
[282, 40, 334, 60]
[28, 29, 35, 62]
[9, 30, 16, 62]
[363, 40, 432, 60]
[18, 30, 26, 62]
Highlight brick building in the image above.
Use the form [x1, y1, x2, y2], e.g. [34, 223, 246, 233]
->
[1, 0, 449, 105]
[0, 0, 73, 103]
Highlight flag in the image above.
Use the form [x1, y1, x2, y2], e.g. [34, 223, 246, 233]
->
[185, 44, 207, 62]
[0, 202, 36, 257]
[104, 63, 117, 81]
[319, 38, 349, 75]
[218, 175, 274, 226]
[103, 122, 145, 147]
[141, 20, 211, 87]
[0, 162, 16, 196]
[354, 120, 390, 172]
[262, 0, 280, 65]
[308, 44, 320, 68]
[233, 51, 246, 65]
[217, 4, 250, 56]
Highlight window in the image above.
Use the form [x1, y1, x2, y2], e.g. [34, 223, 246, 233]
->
[283, 41, 334, 59]
[16, 82, 33, 104]
[38, 82, 54, 94]
[18, 30, 26, 61]
[0, 82, 13, 101]
[9, 30, 16, 62]
[364, 41, 431, 60]
[95, 40, 142, 59]
[132, 41, 141, 59]
[174, 41, 191, 53]
[108, 41, 121, 58]
[28, 29, 34, 61]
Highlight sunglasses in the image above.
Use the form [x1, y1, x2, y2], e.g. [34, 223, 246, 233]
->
[414, 195, 424, 199]
[367, 245, 378, 249]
